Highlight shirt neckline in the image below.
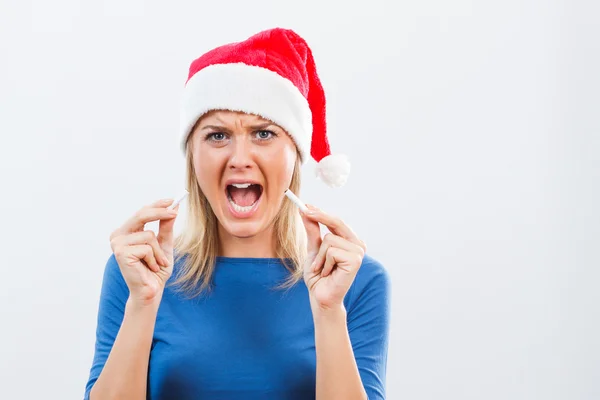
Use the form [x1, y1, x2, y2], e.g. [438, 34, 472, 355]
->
[215, 256, 286, 264]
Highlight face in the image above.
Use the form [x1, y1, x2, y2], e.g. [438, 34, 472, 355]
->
[189, 110, 298, 238]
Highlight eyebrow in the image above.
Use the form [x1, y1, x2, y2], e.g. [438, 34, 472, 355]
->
[199, 122, 276, 132]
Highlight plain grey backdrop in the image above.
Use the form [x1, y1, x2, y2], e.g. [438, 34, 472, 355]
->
[1, 0, 598, 399]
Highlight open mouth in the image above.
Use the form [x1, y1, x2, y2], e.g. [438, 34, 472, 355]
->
[226, 183, 263, 214]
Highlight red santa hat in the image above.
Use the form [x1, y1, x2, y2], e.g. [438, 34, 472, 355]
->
[179, 27, 350, 188]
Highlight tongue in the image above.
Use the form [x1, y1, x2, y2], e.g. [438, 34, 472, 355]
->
[229, 186, 260, 207]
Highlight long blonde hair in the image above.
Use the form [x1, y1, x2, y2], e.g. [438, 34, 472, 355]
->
[171, 140, 307, 297]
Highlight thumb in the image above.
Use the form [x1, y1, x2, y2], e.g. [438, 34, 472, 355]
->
[300, 210, 321, 257]
[158, 206, 178, 263]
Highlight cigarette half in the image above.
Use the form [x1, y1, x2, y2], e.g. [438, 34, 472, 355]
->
[284, 189, 308, 213]
[167, 190, 189, 210]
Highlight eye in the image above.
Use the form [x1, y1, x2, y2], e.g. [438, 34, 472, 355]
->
[255, 130, 276, 140]
[206, 132, 227, 142]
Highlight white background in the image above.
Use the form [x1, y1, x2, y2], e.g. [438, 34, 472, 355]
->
[1, 0, 598, 399]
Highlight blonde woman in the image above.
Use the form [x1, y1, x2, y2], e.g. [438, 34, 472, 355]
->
[85, 28, 391, 400]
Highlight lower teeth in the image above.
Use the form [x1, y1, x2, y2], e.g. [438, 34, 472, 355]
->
[228, 196, 257, 213]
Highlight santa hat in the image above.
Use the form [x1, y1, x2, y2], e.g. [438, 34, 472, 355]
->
[179, 27, 350, 188]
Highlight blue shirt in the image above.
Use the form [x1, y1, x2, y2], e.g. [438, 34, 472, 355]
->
[84, 254, 391, 399]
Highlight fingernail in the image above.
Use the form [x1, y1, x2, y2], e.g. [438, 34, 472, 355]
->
[310, 261, 316, 271]
[168, 209, 178, 215]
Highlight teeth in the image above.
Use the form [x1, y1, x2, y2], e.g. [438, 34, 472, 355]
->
[231, 183, 252, 188]
[228, 196, 258, 213]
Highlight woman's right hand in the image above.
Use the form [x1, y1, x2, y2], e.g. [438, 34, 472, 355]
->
[109, 198, 180, 307]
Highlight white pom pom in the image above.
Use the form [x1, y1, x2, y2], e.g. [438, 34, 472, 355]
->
[315, 154, 351, 188]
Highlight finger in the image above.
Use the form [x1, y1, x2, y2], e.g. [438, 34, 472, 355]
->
[121, 202, 178, 234]
[320, 232, 364, 256]
[140, 245, 161, 273]
[157, 203, 179, 264]
[129, 244, 161, 273]
[322, 247, 346, 277]
[300, 210, 322, 257]
[149, 198, 176, 208]
[312, 233, 332, 273]
[110, 199, 174, 241]
[304, 205, 361, 246]
[358, 239, 367, 254]
[114, 231, 169, 267]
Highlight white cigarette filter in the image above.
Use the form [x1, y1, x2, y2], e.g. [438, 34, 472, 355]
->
[167, 190, 189, 210]
[284, 189, 308, 213]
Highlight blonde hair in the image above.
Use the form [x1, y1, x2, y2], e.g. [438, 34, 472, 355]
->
[171, 139, 307, 297]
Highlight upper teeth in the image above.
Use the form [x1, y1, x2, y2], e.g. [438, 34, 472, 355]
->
[231, 183, 252, 188]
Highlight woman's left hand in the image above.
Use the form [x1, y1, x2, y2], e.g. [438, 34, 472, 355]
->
[301, 204, 367, 313]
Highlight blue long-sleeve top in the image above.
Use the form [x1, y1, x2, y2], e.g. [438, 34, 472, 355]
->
[84, 254, 391, 399]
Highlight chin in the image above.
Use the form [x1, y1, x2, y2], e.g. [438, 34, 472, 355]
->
[221, 220, 266, 238]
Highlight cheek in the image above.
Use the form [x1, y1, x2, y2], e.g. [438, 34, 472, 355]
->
[193, 150, 223, 194]
[265, 147, 296, 189]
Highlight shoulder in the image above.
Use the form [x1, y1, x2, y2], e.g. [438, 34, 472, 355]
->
[100, 253, 129, 298]
[344, 254, 391, 311]
[103, 253, 123, 280]
[354, 254, 391, 292]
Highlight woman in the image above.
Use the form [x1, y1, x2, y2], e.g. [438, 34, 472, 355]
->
[85, 28, 391, 400]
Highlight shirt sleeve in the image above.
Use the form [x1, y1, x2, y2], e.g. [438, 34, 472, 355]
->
[83, 254, 130, 399]
[345, 256, 392, 400]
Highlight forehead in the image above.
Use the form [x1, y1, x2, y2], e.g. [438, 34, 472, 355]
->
[198, 110, 272, 126]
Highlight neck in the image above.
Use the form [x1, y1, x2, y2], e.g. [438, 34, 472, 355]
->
[218, 224, 277, 258]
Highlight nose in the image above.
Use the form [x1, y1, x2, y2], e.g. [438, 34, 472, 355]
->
[227, 137, 254, 170]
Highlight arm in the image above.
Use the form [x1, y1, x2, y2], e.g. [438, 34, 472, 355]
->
[313, 303, 367, 400]
[300, 206, 391, 399]
[90, 298, 159, 400]
[85, 199, 178, 399]
[84, 255, 161, 400]
[312, 260, 391, 400]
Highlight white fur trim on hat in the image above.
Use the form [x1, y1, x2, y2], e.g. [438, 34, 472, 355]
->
[179, 62, 312, 161]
